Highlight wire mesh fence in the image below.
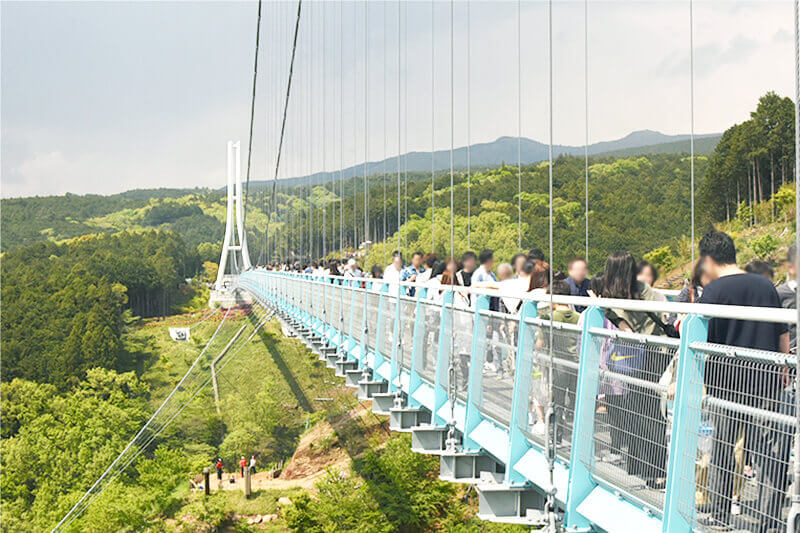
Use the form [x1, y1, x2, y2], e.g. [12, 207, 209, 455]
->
[477, 313, 519, 426]
[679, 343, 796, 532]
[349, 289, 365, 344]
[451, 306, 474, 401]
[519, 318, 582, 461]
[323, 282, 334, 327]
[244, 273, 800, 533]
[579, 329, 678, 514]
[416, 300, 443, 385]
[380, 293, 398, 360]
[399, 296, 417, 371]
[330, 285, 343, 330]
[365, 290, 381, 352]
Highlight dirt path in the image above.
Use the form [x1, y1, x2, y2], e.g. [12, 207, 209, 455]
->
[208, 468, 332, 492]
[207, 417, 353, 493]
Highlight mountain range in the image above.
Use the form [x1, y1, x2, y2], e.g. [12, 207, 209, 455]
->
[247, 129, 721, 189]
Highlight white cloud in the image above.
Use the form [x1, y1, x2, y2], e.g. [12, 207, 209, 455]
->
[1, 0, 797, 198]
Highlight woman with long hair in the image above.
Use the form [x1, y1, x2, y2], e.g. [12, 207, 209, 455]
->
[602, 251, 669, 489]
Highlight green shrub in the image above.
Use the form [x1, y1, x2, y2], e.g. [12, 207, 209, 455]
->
[643, 246, 676, 274]
[750, 234, 779, 259]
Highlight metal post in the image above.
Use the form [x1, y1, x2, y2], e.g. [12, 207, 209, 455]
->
[662, 314, 709, 532]
[433, 290, 455, 426]
[388, 282, 403, 394]
[407, 287, 429, 408]
[563, 305, 604, 531]
[203, 467, 210, 496]
[244, 465, 252, 498]
[506, 299, 539, 486]
[462, 295, 490, 452]
[372, 283, 389, 375]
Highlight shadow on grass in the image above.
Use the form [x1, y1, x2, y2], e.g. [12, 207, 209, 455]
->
[247, 312, 314, 413]
[249, 309, 431, 529]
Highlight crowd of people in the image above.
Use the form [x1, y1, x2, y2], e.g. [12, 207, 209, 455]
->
[259, 229, 796, 531]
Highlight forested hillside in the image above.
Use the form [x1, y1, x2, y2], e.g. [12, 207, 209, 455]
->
[1, 231, 199, 387]
[0, 188, 206, 252]
[699, 92, 796, 223]
[1, 93, 790, 274]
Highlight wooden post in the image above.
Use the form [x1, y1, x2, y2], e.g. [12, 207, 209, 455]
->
[203, 467, 210, 496]
[244, 466, 252, 498]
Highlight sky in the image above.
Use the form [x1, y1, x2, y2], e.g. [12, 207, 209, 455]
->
[1, 0, 796, 198]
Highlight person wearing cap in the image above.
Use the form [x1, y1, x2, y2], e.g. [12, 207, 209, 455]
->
[239, 456, 247, 477]
[344, 258, 363, 278]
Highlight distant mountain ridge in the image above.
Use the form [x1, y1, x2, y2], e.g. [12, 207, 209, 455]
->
[247, 129, 721, 189]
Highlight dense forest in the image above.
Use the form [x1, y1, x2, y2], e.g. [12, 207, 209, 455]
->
[1, 231, 199, 387]
[699, 92, 796, 224]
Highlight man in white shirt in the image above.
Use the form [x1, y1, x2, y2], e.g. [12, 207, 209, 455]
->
[472, 249, 497, 286]
[501, 260, 534, 314]
[472, 249, 500, 310]
[383, 251, 403, 283]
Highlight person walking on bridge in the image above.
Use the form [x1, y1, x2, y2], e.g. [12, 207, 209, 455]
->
[602, 251, 670, 490]
[383, 251, 403, 284]
[566, 258, 590, 312]
[696, 230, 789, 532]
[456, 251, 477, 289]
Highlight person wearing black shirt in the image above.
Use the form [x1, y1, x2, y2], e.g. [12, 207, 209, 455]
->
[696, 230, 789, 531]
[456, 251, 477, 288]
[565, 257, 590, 312]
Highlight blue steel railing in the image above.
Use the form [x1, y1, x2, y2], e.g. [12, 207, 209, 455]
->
[238, 271, 797, 533]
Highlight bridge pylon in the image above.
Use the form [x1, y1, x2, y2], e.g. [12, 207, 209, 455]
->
[210, 141, 252, 308]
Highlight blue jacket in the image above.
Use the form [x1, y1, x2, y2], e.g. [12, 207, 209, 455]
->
[566, 277, 591, 312]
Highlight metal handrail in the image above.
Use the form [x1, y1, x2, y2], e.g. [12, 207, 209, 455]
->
[249, 270, 798, 324]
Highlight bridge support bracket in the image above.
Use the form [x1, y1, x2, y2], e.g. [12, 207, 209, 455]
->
[389, 406, 431, 432]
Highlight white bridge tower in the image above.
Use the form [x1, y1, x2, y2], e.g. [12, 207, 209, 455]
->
[210, 141, 252, 307]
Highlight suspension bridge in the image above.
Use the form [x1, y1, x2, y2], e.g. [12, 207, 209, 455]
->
[51, 0, 800, 532]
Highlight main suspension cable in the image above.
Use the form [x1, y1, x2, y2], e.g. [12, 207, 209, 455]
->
[364, 0, 370, 249]
[689, 0, 695, 267]
[397, 0, 402, 256]
[517, 0, 522, 253]
[267, 0, 303, 266]
[431, 0, 436, 253]
[243, 0, 262, 239]
[466, 0, 472, 250]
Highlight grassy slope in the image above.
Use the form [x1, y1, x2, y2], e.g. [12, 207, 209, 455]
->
[124, 305, 525, 531]
[122, 307, 382, 530]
